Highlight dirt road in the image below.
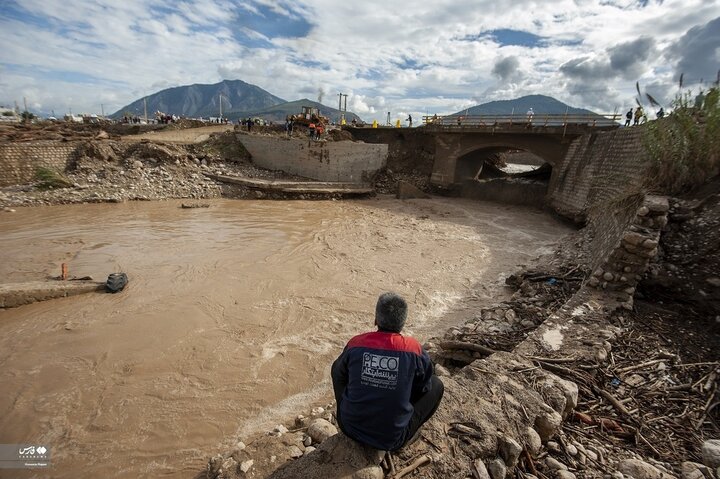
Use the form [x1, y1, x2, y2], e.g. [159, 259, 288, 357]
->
[121, 124, 235, 143]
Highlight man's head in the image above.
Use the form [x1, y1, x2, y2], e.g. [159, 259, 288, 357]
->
[375, 292, 408, 333]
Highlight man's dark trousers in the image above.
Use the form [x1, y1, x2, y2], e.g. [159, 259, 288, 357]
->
[334, 375, 444, 450]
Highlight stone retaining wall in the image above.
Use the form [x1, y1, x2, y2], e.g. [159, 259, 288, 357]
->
[586, 195, 669, 309]
[0, 141, 78, 186]
[236, 134, 388, 182]
[547, 128, 648, 222]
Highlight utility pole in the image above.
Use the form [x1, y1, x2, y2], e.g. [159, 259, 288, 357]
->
[101, 104, 105, 118]
[23, 97, 28, 113]
[342, 94, 347, 124]
[386, 112, 391, 126]
[337, 93, 343, 124]
[219, 93, 223, 118]
[143, 97, 148, 123]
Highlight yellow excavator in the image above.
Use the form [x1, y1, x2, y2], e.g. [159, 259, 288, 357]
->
[291, 106, 328, 126]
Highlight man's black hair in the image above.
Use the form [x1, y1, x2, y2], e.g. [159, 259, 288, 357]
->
[375, 292, 407, 333]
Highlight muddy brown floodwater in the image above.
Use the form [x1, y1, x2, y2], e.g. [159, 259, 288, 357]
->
[0, 197, 572, 478]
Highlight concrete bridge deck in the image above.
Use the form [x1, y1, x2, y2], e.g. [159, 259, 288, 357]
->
[421, 113, 620, 134]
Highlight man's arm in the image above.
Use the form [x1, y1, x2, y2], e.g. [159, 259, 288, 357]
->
[410, 349, 434, 401]
[331, 348, 349, 407]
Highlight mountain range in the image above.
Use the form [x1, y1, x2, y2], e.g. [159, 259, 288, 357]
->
[110, 79, 360, 123]
[111, 80, 607, 124]
[451, 94, 608, 117]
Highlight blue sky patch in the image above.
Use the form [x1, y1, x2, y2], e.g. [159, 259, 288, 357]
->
[487, 29, 544, 47]
[459, 29, 545, 47]
[393, 57, 427, 70]
[290, 58, 329, 70]
[233, 4, 312, 40]
[0, 2, 52, 29]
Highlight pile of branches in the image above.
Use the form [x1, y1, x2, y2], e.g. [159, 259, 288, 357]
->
[530, 305, 718, 466]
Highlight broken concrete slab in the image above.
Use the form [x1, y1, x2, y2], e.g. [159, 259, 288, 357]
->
[205, 173, 374, 195]
[0, 280, 105, 309]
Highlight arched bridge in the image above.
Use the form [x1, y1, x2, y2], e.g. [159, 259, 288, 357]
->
[421, 114, 618, 187]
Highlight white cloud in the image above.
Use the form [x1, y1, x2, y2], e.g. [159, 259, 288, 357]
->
[0, 0, 718, 120]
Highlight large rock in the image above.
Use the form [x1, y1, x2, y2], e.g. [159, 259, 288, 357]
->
[488, 458, 507, 479]
[535, 373, 578, 419]
[680, 462, 707, 479]
[473, 460, 491, 479]
[702, 440, 720, 470]
[618, 459, 677, 479]
[307, 418, 338, 444]
[534, 410, 562, 441]
[523, 427, 542, 455]
[266, 433, 384, 479]
[498, 435, 522, 468]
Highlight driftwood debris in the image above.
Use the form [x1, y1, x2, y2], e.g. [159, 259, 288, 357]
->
[180, 203, 210, 208]
[390, 454, 431, 479]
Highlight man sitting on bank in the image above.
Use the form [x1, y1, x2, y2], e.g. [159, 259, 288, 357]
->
[331, 292, 444, 451]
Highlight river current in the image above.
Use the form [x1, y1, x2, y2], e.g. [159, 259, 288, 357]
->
[0, 197, 571, 478]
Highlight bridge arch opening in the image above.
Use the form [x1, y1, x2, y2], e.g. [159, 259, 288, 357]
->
[455, 147, 551, 181]
[455, 146, 552, 206]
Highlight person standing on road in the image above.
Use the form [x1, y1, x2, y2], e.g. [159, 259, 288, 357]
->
[406, 114, 413, 127]
[634, 106, 643, 126]
[625, 109, 633, 127]
[331, 292, 444, 451]
[246, 118, 253, 132]
[308, 122, 316, 140]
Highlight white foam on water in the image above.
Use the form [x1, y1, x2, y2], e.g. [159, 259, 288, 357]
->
[233, 378, 332, 441]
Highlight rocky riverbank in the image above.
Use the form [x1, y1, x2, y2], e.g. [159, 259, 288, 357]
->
[0, 132, 340, 209]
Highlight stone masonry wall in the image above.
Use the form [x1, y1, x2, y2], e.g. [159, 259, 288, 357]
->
[547, 128, 648, 222]
[586, 195, 669, 309]
[237, 134, 388, 183]
[0, 141, 78, 186]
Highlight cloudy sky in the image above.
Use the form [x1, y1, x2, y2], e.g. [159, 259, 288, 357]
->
[1, 0, 718, 121]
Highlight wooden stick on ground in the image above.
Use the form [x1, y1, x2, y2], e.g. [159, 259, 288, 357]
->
[392, 454, 431, 479]
[594, 386, 633, 417]
[387, 452, 397, 476]
[615, 359, 666, 374]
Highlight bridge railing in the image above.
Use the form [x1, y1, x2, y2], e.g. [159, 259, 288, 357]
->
[422, 113, 621, 128]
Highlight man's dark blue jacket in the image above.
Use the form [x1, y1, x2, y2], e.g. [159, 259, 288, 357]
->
[331, 330, 434, 451]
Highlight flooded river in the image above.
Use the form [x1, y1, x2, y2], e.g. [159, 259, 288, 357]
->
[0, 197, 572, 478]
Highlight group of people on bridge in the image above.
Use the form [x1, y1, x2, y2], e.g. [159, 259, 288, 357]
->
[624, 106, 664, 126]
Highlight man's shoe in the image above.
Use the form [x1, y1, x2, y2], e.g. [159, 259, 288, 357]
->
[405, 428, 422, 447]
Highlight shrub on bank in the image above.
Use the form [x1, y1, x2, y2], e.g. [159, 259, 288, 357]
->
[34, 166, 73, 190]
[643, 85, 720, 195]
